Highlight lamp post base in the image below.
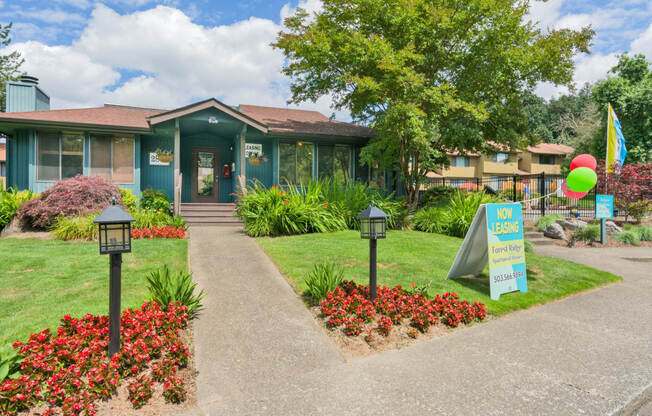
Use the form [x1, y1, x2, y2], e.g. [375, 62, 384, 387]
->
[109, 253, 122, 358]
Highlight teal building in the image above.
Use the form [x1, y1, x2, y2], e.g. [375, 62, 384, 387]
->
[0, 76, 385, 213]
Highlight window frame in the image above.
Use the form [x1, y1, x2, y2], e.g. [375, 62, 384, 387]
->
[318, 143, 352, 183]
[279, 140, 314, 186]
[492, 153, 509, 163]
[35, 130, 85, 182]
[89, 134, 136, 184]
[539, 154, 555, 165]
[451, 156, 470, 167]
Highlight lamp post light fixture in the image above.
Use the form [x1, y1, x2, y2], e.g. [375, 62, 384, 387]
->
[358, 203, 388, 302]
[94, 197, 135, 358]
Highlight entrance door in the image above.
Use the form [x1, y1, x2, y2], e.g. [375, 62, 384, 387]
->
[191, 147, 219, 203]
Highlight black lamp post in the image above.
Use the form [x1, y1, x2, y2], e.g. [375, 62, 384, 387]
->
[358, 203, 388, 302]
[94, 197, 135, 358]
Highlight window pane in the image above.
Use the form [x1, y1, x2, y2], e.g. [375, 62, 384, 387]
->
[318, 145, 334, 179]
[91, 134, 112, 179]
[493, 153, 508, 163]
[334, 145, 351, 184]
[279, 142, 296, 185]
[539, 155, 555, 165]
[61, 133, 84, 179]
[296, 142, 313, 185]
[113, 136, 134, 183]
[37, 132, 60, 181]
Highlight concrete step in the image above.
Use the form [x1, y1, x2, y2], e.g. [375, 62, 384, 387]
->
[184, 216, 241, 223]
[187, 221, 243, 227]
[525, 231, 543, 238]
[524, 226, 536, 232]
[180, 204, 236, 212]
[528, 238, 555, 246]
[181, 211, 236, 218]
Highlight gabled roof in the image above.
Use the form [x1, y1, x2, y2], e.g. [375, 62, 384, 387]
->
[0, 105, 161, 132]
[239, 104, 373, 138]
[527, 143, 574, 155]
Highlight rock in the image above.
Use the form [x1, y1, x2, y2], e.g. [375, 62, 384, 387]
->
[544, 223, 567, 240]
[0, 216, 25, 238]
[605, 221, 622, 236]
[556, 219, 587, 231]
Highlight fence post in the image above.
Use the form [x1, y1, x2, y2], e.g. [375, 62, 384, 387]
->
[476, 177, 480, 189]
[540, 172, 546, 217]
[512, 174, 517, 202]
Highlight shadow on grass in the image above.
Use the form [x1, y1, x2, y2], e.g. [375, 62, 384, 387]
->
[453, 271, 541, 297]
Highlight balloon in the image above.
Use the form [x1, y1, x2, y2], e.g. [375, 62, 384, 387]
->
[562, 180, 588, 199]
[570, 154, 597, 171]
[566, 167, 597, 192]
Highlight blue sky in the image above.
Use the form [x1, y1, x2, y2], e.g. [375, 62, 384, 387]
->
[0, 0, 651, 115]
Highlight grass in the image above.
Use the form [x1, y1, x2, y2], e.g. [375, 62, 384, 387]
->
[257, 230, 621, 316]
[0, 238, 188, 352]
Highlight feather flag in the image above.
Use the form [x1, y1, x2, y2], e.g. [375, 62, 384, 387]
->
[606, 103, 627, 173]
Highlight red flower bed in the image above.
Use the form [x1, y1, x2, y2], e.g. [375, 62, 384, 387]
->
[320, 281, 487, 337]
[131, 226, 185, 239]
[0, 302, 191, 416]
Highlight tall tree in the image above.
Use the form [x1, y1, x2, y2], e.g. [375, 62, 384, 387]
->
[274, 0, 593, 206]
[0, 23, 24, 112]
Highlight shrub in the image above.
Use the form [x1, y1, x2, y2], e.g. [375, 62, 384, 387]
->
[304, 262, 345, 302]
[17, 175, 121, 229]
[420, 186, 455, 207]
[133, 208, 171, 228]
[535, 214, 564, 232]
[573, 224, 600, 245]
[140, 189, 172, 214]
[146, 266, 205, 317]
[413, 207, 446, 233]
[614, 230, 641, 246]
[50, 213, 98, 241]
[0, 187, 36, 229]
[634, 226, 652, 241]
[626, 200, 651, 222]
[443, 191, 500, 238]
[119, 187, 138, 213]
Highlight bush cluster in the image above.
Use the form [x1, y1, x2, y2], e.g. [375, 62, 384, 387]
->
[0, 187, 35, 229]
[0, 302, 191, 415]
[320, 281, 487, 338]
[146, 266, 205, 318]
[140, 189, 172, 214]
[614, 230, 641, 246]
[534, 214, 564, 232]
[304, 262, 344, 302]
[237, 180, 406, 237]
[17, 176, 122, 229]
[413, 191, 500, 237]
[420, 186, 455, 207]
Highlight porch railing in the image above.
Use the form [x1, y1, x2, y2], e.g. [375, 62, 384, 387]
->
[174, 172, 183, 216]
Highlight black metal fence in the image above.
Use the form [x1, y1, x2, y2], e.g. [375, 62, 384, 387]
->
[420, 173, 597, 219]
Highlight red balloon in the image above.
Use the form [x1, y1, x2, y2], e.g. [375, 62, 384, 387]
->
[562, 180, 588, 199]
[570, 154, 597, 171]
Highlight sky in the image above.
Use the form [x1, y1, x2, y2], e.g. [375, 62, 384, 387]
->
[0, 0, 651, 119]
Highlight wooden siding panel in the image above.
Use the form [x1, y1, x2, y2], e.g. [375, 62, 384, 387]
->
[140, 134, 174, 199]
[245, 139, 273, 188]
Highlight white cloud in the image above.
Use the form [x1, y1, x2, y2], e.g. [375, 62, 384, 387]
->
[630, 22, 652, 57]
[53, 0, 92, 9]
[527, 0, 564, 30]
[280, 0, 323, 23]
[8, 8, 87, 25]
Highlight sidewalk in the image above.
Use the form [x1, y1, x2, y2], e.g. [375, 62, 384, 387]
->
[189, 228, 652, 415]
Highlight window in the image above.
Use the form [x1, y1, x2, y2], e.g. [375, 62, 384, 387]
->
[0, 161, 5, 177]
[279, 141, 313, 185]
[90, 134, 135, 183]
[36, 131, 83, 181]
[451, 156, 470, 167]
[492, 153, 509, 163]
[539, 154, 555, 165]
[318, 144, 351, 183]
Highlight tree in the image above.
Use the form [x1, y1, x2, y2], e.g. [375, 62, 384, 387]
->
[592, 54, 652, 163]
[274, 0, 593, 206]
[596, 162, 651, 221]
[0, 23, 24, 112]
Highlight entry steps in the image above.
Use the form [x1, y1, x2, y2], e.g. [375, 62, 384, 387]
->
[180, 203, 242, 227]
[524, 225, 555, 246]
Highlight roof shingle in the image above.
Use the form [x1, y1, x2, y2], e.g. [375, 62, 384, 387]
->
[527, 143, 574, 155]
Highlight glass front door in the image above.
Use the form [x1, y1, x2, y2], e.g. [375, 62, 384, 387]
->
[191, 148, 219, 203]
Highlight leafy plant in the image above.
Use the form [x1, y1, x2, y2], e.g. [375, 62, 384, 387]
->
[304, 262, 344, 302]
[633, 226, 652, 241]
[535, 214, 564, 232]
[524, 240, 534, 253]
[0, 187, 35, 228]
[573, 224, 600, 245]
[613, 230, 641, 246]
[146, 266, 205, 317]
[413, 207, 446, 233]
[0, 348, 22, 383]
[443, 191, 500, 238]
[420, 186, 455, 207]
[119, 187, 138, 213]
[140, 189, 172, 214]
[50, 213, 98, 241]
[626, 200, 651, 222]
[17, 175, 121, 229]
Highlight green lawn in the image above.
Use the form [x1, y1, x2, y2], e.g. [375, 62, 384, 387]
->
[0, 238, 188, 351]
[257, 230, 621, 315]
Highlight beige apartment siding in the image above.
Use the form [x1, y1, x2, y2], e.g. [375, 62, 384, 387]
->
[439, 156, 480, 178]
[519, 152, 532, 172]
[528, 154, 564, 175]
[481, 153, 520, 175]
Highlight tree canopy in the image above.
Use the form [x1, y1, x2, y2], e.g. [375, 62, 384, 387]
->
[0, 23, 24, 112]
[274, 0, 594, 204]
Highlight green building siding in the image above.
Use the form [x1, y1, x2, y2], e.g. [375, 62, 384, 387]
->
[140, 134, 175, 199]
[244, 139, 274, 188]
[6, 129, 30, 190]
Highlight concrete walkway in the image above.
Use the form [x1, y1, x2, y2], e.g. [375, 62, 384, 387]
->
[189, 228, 652, 415]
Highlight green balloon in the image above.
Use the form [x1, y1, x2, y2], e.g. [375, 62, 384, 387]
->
[567, 167, 597, 192]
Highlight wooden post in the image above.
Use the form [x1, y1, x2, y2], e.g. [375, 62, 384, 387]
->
[174, 118, 180, 215]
